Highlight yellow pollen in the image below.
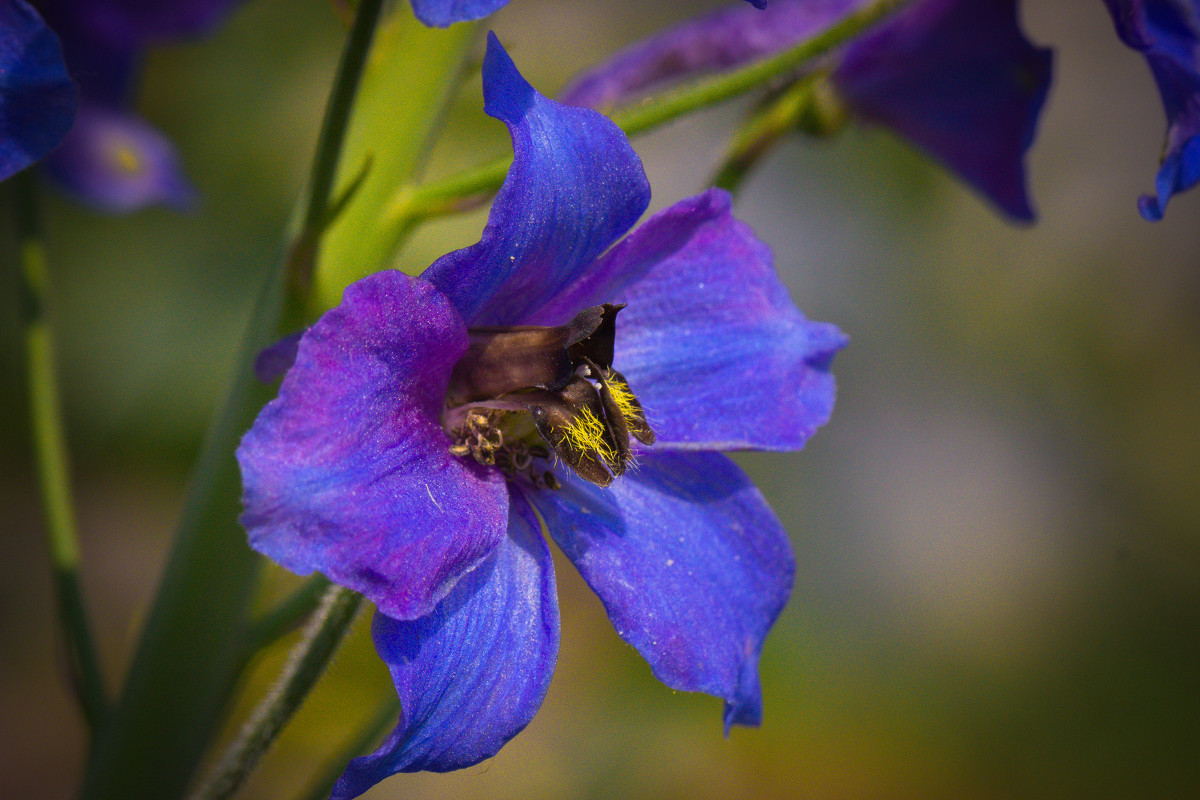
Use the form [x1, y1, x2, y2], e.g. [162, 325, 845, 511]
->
[604, 371, 641, 423]
[557, 405, 615, 463]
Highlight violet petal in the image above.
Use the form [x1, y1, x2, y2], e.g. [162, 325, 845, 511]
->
[331, 491, 558, 797]
[832, 0, 1053, 221]
[41, 104, 195, 212]
[0, 0, 77, 180]
[528, 450, 794, 731]
[531, 189, 845, 451]
[237, 270, 510, 621]
[424, 33, 650, 326]
[409, 0, 508, 28]
[1103, 0, 1200, 220]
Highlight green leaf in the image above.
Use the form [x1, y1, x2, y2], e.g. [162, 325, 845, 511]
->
[312, 10, 481, 314]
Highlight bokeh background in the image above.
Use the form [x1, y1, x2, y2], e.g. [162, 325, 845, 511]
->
[4, 1, 1200, 798]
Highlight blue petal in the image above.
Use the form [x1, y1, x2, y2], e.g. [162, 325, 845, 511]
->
[237, 271, 511, 621]
[331, 491, 559, 796]
[424, 33, 650, 326]
[560, 0, 1050, 222]
[37, 0, 246, 45]
[408, 0, 508, 27]
[528, 451, 794, 731]
[41, 105, 195, 211]
[1104, 0, 1200, 220]
[530, 189, 844, 451]
[832, 0, 1053, 221]
[1140, 133, 1200, 220]
[0, 0, 77, 181]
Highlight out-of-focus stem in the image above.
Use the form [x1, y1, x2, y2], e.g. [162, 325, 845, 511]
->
[187, 586, 364, 800]
[10, 171, 108, 735]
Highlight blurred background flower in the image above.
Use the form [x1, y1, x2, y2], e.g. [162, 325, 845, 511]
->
[0, 0, 77, 181]
[3, 1, 1199, 798]
[32, 0, 246, 210]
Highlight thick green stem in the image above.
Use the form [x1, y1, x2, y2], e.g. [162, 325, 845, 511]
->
[387, 0, 909, 226]
[80, 4, 388, 798]
[310, 12, 482, 312]
[10, 172, 108, 735]
[286, 0, 388, 314]
[187, 586, 364, 800]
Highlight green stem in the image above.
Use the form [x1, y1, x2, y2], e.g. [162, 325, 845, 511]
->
[286, 0, 387, 310]
[711, 71, 846, 192]
[241, 575, 332, 656]
[297, 695, 401, 800]
[80, 4, 388, 798]
[11, 172, 108, 735]
[389, 0, 909, 224]
[188, 586, 364, 800]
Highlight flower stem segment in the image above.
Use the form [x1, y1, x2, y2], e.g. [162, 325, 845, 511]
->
[188, 585, 364, 800]
[9, 171, 109, 736]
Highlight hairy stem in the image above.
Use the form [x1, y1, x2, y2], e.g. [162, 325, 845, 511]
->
[188, 586, 364, 800]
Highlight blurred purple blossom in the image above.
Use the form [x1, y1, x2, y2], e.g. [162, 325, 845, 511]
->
[1103, 0, 1200, 220]
[562, 0, 1053, 221]
[31, 0, 246, 210]
[0, 0, 76, 181]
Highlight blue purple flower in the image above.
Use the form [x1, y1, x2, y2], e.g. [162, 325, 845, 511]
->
[1103, 0, 1200, 220]
[561, 0, 1053, 221]
[0, 0, 77, 181]
[238, 33, 843, 798]
[31, 0, 245, 210]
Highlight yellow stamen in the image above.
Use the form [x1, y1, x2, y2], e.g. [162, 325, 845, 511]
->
[557, 405, 616, 463]
[604, 371, 642, 424]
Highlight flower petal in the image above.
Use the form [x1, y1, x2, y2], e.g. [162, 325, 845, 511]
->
[560, 0, 1051, 221]
[408, 0, 508, 28]
[832, 0, 1053, 221]
[0, 0, 77, 181]
[37, 0, 246, 46]
[331, 491, 558, 796]
[237, 270, 510, 621]
[560, 0, 863, 109]
[528, 451, 794, 731]
[1103, 0, 1200, 220]
[423, 33, 650, 326]
[531, 189, 844, 451]
[41, 105, 195, 211]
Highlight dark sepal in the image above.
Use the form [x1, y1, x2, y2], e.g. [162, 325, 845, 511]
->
[567, 303, 624, 369]
[447, 305, 618, 405]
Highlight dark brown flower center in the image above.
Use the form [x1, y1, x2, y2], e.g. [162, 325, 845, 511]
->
[443, 304, 654, 487]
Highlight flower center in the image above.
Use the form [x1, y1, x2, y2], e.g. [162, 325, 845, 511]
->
[442, 304, 655, 488]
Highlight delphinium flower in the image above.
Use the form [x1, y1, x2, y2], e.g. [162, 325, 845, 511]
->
[238, 33, 844, 799]
[30, 0, 245, 210]
[561, 0, 1053, 221]
[0, 0, 76, 181]
[1103, 0, 1200, 220]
